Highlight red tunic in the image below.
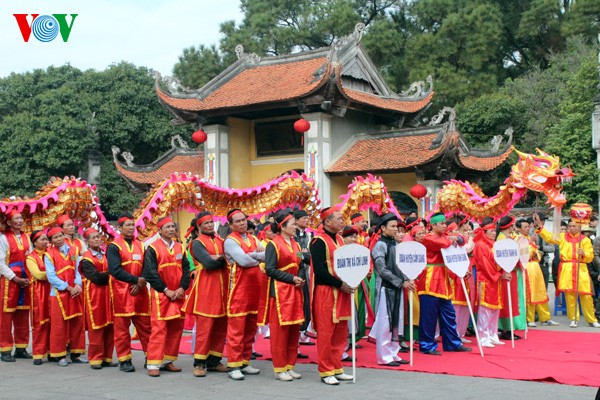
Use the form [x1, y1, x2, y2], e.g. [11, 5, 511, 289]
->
[26, 250, 50, 326]
[46, 246, 83, 319]
[109, 237, 150, 317]
[183, 234, 227, 318]
[310, 233, 351, 329]
[226, 232, 262, 317]
[81, 250, 113, 329]
[417, 232, 453, 299]
[148, 240, 185, 321]
[473, 237, 503, 309]
[258, 234, 304, 326]
[65, 237, 84, 255]
[1, 232, 31, 312]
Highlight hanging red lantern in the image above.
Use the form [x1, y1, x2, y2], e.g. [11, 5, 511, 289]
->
[409, 184, 428, 199]
[192, 129, 207, 144]
[294, 119, 310, 145]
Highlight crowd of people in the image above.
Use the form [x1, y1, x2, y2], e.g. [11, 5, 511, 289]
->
[0, 206, 599, 385]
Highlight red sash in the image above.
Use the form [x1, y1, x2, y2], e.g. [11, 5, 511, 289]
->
[26, 250, 50, 326]
[148, 240, 185, 321]
[109, 237, 150, 317]
[258, 235, 304, 325]
[1, 232, 31, 312]
[226, 232, 261, 317]
[81, 250, 113, 329]
[183, 234, 227, 317]
[310, 233, 351, 329]
[46, 246, 83, 320]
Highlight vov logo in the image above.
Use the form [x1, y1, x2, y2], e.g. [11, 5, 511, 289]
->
[14, 14, 78, 43]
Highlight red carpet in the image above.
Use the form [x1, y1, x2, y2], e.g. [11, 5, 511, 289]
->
[132, 329, 600, 387]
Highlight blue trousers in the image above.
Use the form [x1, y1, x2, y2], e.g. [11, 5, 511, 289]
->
[418, 294, 462, 353]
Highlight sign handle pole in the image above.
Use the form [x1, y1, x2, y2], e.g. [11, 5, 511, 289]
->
[409, 291, 414, 366]
[461, 279, 484, 357]
[351, 298, 356, 384]
[522, 268, 528, 340]
[507, 280, 515, 349]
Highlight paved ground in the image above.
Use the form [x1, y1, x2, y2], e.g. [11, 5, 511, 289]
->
[0, 285, 598, 399]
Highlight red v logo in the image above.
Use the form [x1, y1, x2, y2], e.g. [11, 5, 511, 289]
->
[13, 14, 39, 42]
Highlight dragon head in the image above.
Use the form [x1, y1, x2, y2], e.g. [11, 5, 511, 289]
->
[510, 147, 574, 208]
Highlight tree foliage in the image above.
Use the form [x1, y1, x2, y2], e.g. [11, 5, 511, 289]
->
[0, 62, 188, 217]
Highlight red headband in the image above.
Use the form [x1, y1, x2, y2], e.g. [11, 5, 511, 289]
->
[32, 231, 45, 242]
[84, 228, 98, 240]
[321, 205, 340, 221]
[499, 216, 515, 230]
[6, 209, 21, 220]
[56, 214, 71, 226]
[227, 209, 244, 223]
[118, 216, 133, 225]
[47, 227, 63, 238]
[446, 222, 458, 234]
[278, 214, 293, 229]
[480, 222, 496, 231]
[157, 217, 173, 230]
[351, 215, 364, 224]
[196, 214, 213, 226]
[410, 225, 424, 236]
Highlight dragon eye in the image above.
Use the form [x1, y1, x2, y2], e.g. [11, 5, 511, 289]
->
[537, 162, 550, 169]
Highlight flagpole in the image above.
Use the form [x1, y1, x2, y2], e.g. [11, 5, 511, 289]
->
[461, 279, 484, 357]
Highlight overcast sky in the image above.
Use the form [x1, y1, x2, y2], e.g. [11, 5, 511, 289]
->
[0, 0, 243, 78]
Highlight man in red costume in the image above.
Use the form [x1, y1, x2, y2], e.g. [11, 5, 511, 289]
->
[142, 217, 190, 377]
[224, 208, 265, 381]
[310, 206, 355, 385]
[183, 211, 229, 377]
[80, 228, 117, 369]
[107, 213, 151, 372]
[45, 227, 86, 366]
[417, 212, 471, 355]
[0, 210, 32, 362]
[56, 214, 85, 254]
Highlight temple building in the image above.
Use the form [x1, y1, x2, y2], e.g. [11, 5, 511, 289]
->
[114, 23, 512, 217]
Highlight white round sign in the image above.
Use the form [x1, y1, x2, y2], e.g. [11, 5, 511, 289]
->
[493, 238, 520, 273]
[396, 241, 427, 280]
[441, 245, 470, 278]
[333, 243, 371, 288]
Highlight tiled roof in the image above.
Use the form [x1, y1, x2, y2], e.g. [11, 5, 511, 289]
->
[157, 57, 329, 112]
[457, 148, 513, 171]
[115, 152, 204, 185]
[342, 88, 434, 113]
[326, 133, 444, 173]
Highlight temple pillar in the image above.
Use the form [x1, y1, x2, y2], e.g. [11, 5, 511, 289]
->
[418, 179, 443, 217]
[203, 124, 230, 187]
[303, 113, 333, 206]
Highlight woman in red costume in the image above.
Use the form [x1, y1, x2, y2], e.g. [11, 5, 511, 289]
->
[259, 209, 307, 381]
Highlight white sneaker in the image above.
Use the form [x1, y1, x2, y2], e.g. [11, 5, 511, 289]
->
[461, 338, 472, 344]
[287, 370, 302, 379]
[590, 322, 600, 328]
[322, 376, 339, 385]
[334, 373, 353, 381]
[228, 369, 245, 380]
[241, 365, 260, 375]
[275, 372, 293, 381]
[481, 342, 495, 348]
[527, 322, 537, 327]
[491, 339, 505, 345]
[541, 320, 559, 326]
[569, 320, 578, 328]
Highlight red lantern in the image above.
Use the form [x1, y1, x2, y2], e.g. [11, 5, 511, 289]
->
[192, 129, 207, 144]
[409, 184, 428, 199]
[294, 119, 310, 145]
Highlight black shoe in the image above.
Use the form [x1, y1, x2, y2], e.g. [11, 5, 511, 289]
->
[91, 364, 102, 370]
[14, 349, 33, 359]
[449, 345, 472, 352]
[120, 360, 136, 373]
[144, 357, 147, 369]
[297, 353, 309, 359]
[341, 355, 353, 362]
[382, 361, 401, 366]
[33, 359, 43, 366]
[355, 344, 363, 349]
[102, 361, 118, 367]
[498, 331, 521, 340]
[71, 356, 88, 364]
[423, 350, 442, 356]
[252, 351, 262, 358]
[1, 352, 15, 362]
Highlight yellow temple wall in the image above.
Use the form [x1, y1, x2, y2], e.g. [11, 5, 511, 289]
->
[227, 118, 253, 188]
